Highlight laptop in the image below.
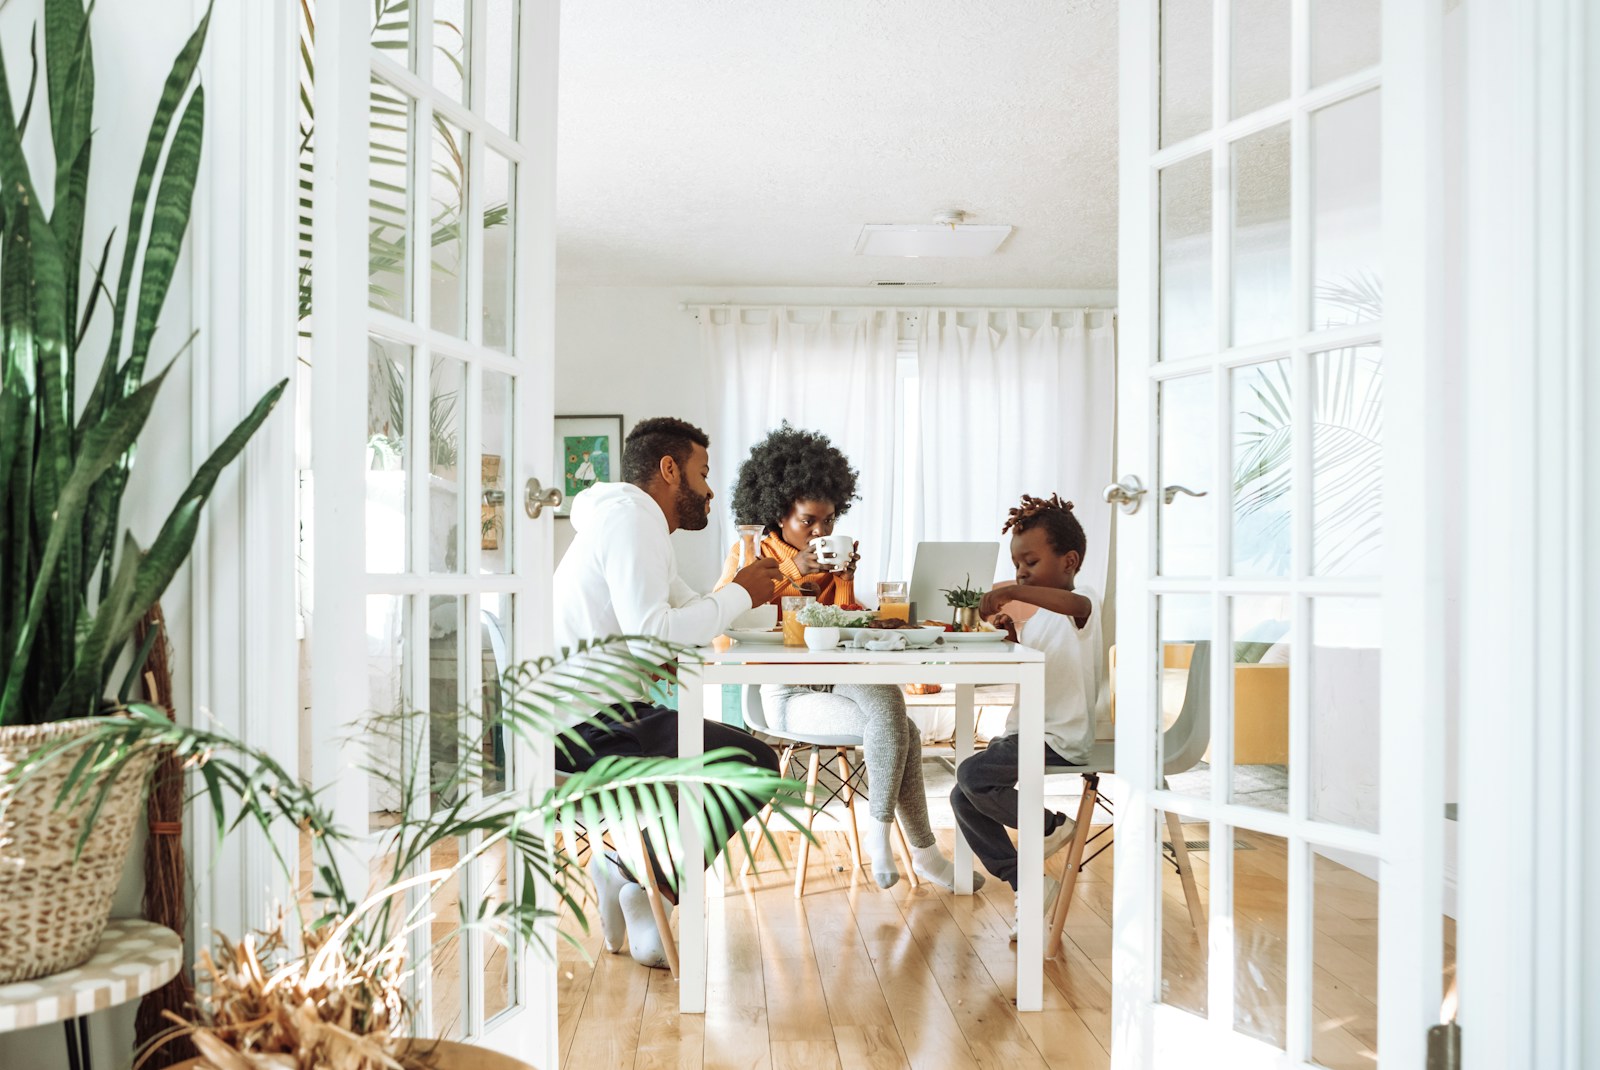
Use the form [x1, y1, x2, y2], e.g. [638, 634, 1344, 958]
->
[908, 541, 1003, 623]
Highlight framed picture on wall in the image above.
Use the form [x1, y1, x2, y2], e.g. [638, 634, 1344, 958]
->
[554, 414, 624, 517]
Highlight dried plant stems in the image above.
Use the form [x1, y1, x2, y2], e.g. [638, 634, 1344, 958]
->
[133, 603, 198, 1066]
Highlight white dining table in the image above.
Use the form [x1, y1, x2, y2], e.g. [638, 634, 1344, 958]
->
[674, 638, 1050, 1014]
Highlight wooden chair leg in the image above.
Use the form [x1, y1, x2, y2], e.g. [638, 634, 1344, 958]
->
[794, 747, 822, 899]
[742, 744, 794, 879]
[1046, 774, 1100, 959]
[628, 830, 680, 979]
[836, 747, 864, 874]
[1165, 809, 1207, 938]
[893, 819, 921, 888]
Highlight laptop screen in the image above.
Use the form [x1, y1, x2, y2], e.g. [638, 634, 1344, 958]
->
[908, 542, 1002, 622]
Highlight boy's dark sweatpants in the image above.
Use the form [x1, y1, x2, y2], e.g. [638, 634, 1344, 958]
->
[949, 733, 1076, 890]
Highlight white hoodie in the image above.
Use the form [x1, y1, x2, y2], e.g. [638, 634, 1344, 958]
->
[554, 482, 753, 655]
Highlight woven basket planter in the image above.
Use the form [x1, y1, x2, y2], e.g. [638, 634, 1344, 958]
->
[0, 718, 157, 983]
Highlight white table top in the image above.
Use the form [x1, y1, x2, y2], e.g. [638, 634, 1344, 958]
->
[0, 919, 182, 1032]
[693, 641, 1046, 665]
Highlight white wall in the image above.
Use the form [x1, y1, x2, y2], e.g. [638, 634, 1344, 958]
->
[553, 283, 1117, 591]
[0, 2, 200, 1067]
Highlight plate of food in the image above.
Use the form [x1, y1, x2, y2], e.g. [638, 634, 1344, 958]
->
[943, 624, 1009, 643]
[859, 618, 946, 647]
[726, 628, 786, 645]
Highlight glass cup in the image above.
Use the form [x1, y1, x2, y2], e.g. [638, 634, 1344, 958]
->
[736, 524, 765, 568]
[876, 581, 910, 623]
[782, 595, 814, 646]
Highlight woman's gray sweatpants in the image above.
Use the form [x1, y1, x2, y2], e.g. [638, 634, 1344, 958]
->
[760, 683, 935, 848]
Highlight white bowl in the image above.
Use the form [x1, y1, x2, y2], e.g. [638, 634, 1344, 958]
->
[804, 626, 842, 651]
[902, 626, 944, 648]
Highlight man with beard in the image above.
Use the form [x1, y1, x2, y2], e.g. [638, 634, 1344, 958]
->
[553, 416, 782, 969]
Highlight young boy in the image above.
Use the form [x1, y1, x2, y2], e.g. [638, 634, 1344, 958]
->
[949, 493, 1108, 939]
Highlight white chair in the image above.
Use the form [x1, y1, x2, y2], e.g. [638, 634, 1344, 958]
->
[1043, 642, 1211, 958]
[738, 685, 920, 897]
[553, 769, 680, 977]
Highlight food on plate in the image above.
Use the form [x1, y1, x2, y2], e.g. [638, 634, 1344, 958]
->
[795, 603, 874, 628]
[866, 617, 921, 630]
[922, 620, 956, 632]
[838, 602, 866, 612]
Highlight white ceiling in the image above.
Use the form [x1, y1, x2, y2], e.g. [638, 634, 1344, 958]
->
[556, 0, 1119, 290]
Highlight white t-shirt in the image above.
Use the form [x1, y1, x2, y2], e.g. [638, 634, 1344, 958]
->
[1002, 585, 1108, 765]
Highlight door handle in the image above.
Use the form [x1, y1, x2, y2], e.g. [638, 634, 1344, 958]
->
[1162, 484, 1208, 505]
[524, 477, 563, 518]
[1103, 475, 1148, 514]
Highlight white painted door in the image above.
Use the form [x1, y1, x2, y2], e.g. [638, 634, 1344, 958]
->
[310, 0, 559, 1062]
[1110, 2, 1443, 1067]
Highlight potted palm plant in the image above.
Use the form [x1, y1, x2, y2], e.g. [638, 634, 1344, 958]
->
[0, 1, 287, 982]
[18, 637, 806, 1070]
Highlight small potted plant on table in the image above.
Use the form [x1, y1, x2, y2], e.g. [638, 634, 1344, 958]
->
[942, 575, 985, 633]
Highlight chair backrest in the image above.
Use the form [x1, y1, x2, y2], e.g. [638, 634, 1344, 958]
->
[741, 685, 771, 733]
[1161, 640, 1212, 777]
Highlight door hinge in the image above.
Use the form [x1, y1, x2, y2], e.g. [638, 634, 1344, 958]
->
[1426, 1021, 1461, 1070]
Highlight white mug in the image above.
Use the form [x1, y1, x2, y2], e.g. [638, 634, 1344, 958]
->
[809, 534, 854, 572]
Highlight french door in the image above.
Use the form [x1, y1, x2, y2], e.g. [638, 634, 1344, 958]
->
[310, 0, 559, 1062]
[1111, 2, 1445, 1067]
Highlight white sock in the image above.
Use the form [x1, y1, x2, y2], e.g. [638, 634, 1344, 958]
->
[866, 818, 900, 888]
[618, 882, 670, 969]
[587, 855, 628, 954]
[911, 842, 986, 891]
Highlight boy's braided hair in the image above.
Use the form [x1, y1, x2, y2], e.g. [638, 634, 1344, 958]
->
[1002, 493, 1087, 559]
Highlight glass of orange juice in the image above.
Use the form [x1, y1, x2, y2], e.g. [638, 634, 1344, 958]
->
[876, 581, 910, 623]
[782, 595, 814, 646]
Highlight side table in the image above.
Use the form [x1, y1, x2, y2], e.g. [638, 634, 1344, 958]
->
[0, 918, 182, 1070]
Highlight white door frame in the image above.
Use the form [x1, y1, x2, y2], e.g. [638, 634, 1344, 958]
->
[1110, 1, 1445, 1065]
[1457, 0, 1597, 1067]
[191, 0, 304, 943]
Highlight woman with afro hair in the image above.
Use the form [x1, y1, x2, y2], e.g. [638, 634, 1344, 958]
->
[713, 424, 969, 892]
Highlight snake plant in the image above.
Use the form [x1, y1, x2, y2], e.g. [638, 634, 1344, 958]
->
[0, 1, 287, 726]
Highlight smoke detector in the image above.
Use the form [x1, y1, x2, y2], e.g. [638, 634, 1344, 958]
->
[854, 209, 1012, 258]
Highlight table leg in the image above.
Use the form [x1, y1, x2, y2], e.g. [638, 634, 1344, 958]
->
[1015, 662, 1046, 1012]
[707, 683, 727, 900]
[677, 664, 707, 1014]
[63, 1016, 91, 1070]
[953, 684, 975, 895]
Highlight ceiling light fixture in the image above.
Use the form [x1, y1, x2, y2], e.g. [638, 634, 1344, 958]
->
[854, 209, 1012, 258]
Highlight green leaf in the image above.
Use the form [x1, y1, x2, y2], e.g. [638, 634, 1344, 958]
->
[125, 84, 202, 391]
[43, 0, 87, 143]
[17, 29, 39, 136]
[87, 1, 211, 437]
[1, 366, 173, 724]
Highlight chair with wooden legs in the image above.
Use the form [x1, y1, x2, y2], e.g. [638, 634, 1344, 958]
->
[736, 685, 920, 897]
[554, 770, 681, 978]
[1043, 641, 1212, 959]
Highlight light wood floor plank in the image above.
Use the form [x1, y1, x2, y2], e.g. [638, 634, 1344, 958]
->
[635, 962, 705, 1070]
[554, 828, 1391, 1069]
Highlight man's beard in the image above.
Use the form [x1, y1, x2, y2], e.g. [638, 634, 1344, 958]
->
[675, 484, 711, 531]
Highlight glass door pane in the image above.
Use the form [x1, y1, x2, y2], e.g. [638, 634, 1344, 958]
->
[1161, 153, 1214, 362]
[1161, 0, 1213, 146]
[1124, 0, 1391, 1062]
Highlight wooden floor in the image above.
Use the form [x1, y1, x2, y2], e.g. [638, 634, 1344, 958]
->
[554, 822, 1425, 1070]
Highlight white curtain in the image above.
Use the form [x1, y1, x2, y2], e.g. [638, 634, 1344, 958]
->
[702, 307, 899, 595]
[916, 308, 1118, 597]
